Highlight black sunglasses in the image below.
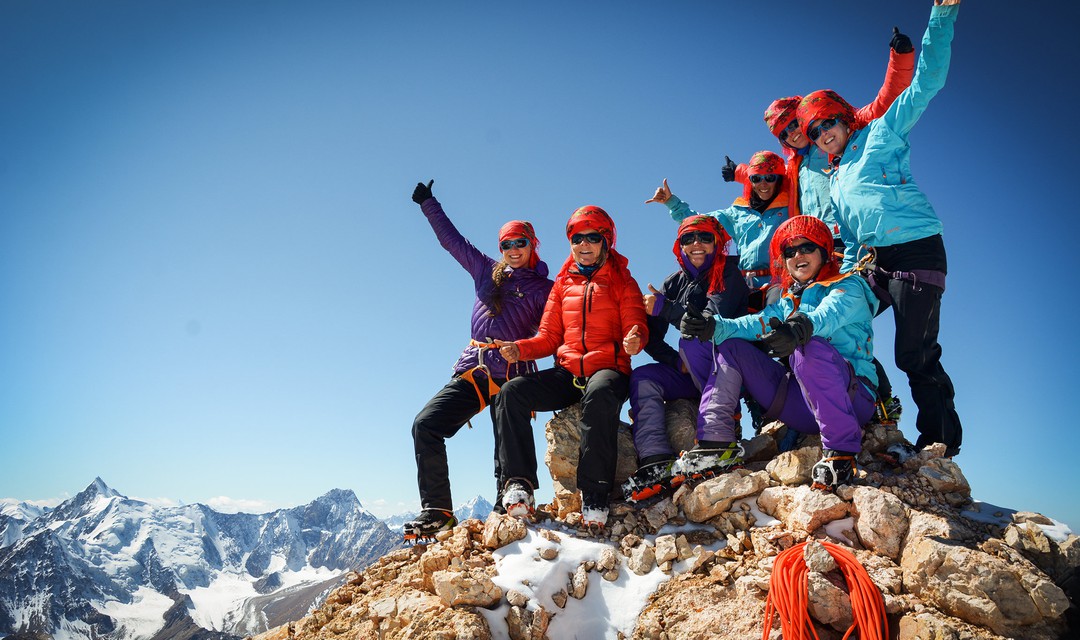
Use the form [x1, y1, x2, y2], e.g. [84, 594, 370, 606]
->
[749, 174, 780, 184]
[679, 231, 715, 246]
[782, 242, 820, 259]
[571, 232, 604, 245]
[807, 118, 839, 142]
[499, 238, 530, 251]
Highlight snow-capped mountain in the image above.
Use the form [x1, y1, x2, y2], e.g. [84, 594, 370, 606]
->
[0, 478, 399, 640]
[382, 495, 493, 534]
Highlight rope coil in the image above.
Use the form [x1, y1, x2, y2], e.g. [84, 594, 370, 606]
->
[761, 540, 888, 640]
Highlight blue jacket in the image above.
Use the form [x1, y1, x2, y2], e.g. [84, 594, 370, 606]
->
[421, 198, 553, 378]
[710, 272, 879, 392]
[799, 146, 840, 237]
[831, 4, 959, 271]
[667, 193, 790, 288]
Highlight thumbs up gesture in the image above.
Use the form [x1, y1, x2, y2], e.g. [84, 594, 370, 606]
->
[643, 283, 664, 316]
[623, 325, 643, 356]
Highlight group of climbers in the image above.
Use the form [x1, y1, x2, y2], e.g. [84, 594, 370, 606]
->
[402, 0, 963, 541]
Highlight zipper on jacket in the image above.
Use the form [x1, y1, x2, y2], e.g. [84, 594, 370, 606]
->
[579, 279, 592, 378]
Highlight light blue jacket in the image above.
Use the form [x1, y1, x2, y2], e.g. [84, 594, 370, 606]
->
[711, 272, 879, 391]
[667, 193, 790, 288]
[831, 4, 959, 271]
[799, 146, 840, 237]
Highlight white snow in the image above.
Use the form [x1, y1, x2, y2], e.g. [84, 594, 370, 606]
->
[480, 527, 670, 639]
[96, 587, 174, 640]
[183, 565, 339, 632]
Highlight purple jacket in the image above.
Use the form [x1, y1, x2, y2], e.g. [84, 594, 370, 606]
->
[421, 198, 553, 379]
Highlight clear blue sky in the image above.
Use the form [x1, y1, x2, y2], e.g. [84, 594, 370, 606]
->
[3, 1, 1079, 529]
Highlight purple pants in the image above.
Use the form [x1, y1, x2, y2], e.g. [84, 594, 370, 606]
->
[628, 339, 713, 459]
[699, 337, 875, 453]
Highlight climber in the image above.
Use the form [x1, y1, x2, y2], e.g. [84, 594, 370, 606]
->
[621, 215, 748, 502]
[796, 0, 963, 456]
[679, 216, 879, 491]
[494, 205, 647, 529]
[403, 180, 552, 541]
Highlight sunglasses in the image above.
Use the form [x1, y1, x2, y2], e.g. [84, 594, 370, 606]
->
[499, 238, 530, 251]
[571, 232, 604, 245]
[782, 242, 820, 259]
[748, 174, 780, 184]
[807, 118, 839, 142]
[679, 231, 716, 246]
[778, 119, 800, 142]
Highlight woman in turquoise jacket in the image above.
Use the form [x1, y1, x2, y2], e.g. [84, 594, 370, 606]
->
[648, 151, 789, 311]
[796, 0, 962, 456]
[679, 216, 879, 490]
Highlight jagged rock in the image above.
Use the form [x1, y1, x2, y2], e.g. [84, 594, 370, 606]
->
[640, 496, 679, 531]
[852, 486, 910, 560]
[432, 569, 502, 607]
[742, 433, 778, 463]
[598, 546, 618, 572]
[551, 588, 568, 608]
[506, 604, 552, 640]
[680, 469, 771, 523]
[807, 571, 853, 631]
[569, 563, 589, 599]
[628, 543, 656, 575]
[901, 536, 1070, 638]
[482, 512, 527, 549]
[757, 485, 850, 534]
[918, 458, 971, 496]
[766, 444, 820, 485]
[860, 422, 908, 455]
[654, 535, 678, 564]
[803, 539, 838, 573]
[506, 589, 529, 607]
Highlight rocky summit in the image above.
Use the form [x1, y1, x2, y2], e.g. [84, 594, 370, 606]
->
[249, 401, 1079, 640]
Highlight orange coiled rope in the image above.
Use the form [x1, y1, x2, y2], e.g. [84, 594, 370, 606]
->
[761, 540, 888, 640]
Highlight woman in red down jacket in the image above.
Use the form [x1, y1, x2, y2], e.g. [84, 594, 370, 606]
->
[494, 205, 647, 528]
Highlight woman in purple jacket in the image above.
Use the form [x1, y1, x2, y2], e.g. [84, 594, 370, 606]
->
[403, 180, 553, 541]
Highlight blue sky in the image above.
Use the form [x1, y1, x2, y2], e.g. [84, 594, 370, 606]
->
[3, 1, 1079, 529]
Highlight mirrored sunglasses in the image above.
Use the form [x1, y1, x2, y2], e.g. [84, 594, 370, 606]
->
[679, 231, 716, 246]
[499, 238, 530, 251]
[748, 174, 780, 184]
[807, 118, 839, 142]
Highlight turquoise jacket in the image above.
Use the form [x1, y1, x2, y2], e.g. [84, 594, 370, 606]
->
[711, 272, 879, 391]
[799, 146, 839, 237]
[667, 193, 791, 288]
[831, 4, 959, 271]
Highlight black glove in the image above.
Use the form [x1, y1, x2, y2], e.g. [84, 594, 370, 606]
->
[890, 27, 913, 54]
[720, 155, 736, 183]
[761, 313, 813, 358]
[679, 304, 715, 342]
[411, 179, 434, 205]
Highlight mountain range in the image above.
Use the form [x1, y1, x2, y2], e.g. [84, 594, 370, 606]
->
[0, 479, 473, 640]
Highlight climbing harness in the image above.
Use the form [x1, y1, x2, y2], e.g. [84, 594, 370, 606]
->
[762, 540, 889, 640]
[853, 245, 947, 312]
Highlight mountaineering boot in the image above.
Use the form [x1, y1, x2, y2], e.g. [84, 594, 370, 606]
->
[501, 478, 535, 519]
[672, 441, 744, 483]
[874, 395, 903, 426]
[580, 490, 609, 529]
[878, 440, 918, 466]
[811, 449, 857, 491]
[403, 509, 457, 542]
[621, 455, 680, 502]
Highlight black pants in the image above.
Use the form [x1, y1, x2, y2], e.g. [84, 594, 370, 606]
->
[876, 235, 962, 455]
[412, 374, 503, 511]
[492, 366, 629, 497]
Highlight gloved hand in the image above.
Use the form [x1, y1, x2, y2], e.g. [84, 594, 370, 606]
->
[679, 304, 715, 342]
[890, 27, 913, 54]
[412, 179, 435, 205]
[720, 155, 737, 183]
[761, 313, 813, 357]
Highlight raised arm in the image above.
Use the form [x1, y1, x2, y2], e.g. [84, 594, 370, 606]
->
[414, 180, 492, 282]
[852, 27, 917, 127]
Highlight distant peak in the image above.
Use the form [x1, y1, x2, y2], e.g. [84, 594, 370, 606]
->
[86, 477, 122, 500]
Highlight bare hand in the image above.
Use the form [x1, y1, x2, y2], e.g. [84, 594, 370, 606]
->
[643, 283, 661, 315]
[645, 178, 672, 205]
[934, 0, 960, 5]
[623, 325, 642, 356]
[494, 339, 520, 363]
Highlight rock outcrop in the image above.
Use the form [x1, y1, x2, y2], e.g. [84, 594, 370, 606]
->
[248, 408, 1079, 640]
